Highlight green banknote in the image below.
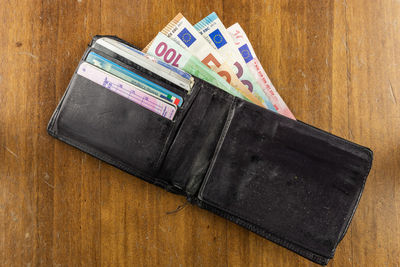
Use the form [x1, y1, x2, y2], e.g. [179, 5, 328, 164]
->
[148, 13, 263, 106]
[143, 32, 243, 98]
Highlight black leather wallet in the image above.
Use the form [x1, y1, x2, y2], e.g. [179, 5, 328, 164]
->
[47, 35, 373, 265]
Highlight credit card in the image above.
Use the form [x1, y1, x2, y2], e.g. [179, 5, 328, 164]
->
[86, 51, 183, 107]
[92, 37, 194, 92]
[77, 62, 177, 120]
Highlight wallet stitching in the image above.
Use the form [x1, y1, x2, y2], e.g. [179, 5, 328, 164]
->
[199, 156, 373, 262]
[199, 201, 329, 265]
[201, 198, 330, 262]
[335, 149, 373, 245]
[198, 153, 372, 262]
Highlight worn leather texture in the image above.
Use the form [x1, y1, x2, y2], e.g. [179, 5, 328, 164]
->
[47, 35, 373, 265]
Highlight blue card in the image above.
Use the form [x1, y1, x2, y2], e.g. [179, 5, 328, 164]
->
[86, 51, 183, 107]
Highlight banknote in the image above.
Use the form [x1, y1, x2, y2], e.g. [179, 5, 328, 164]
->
[143, 32, 243, 98]
[86, 51, 183, 106]
[194, 12, 276, 111]
[78, 62, 177, 120]
[93, 37, 194, 92]
[227, 23, 295, 119]
[148, 13, 263, 107]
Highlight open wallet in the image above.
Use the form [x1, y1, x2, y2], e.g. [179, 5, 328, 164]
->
[47, 35, 373, 265]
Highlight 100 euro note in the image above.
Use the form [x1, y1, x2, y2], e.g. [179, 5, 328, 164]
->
[143, 32, 242, 98]
[194, 12, 276, 111]
[227, 23, 296, 119]
[148, 13, 263, 107]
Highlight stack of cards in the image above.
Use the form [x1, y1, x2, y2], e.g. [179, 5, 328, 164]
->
[79, 12, 295, 121]
[80, 37, 194, 120]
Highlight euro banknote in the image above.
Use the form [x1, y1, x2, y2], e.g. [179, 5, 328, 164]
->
[143, 32, 243, 98]
[148, 13, 263, 107]
[194, 12, 276, 111]
[227, 23, 295, 119]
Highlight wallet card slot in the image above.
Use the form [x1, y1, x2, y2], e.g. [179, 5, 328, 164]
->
[48, 59, 203, 191]
[197, 99, 373, 262]
[49, 71, 177, 177]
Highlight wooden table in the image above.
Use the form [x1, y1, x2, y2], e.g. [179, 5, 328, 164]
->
[1, 1, 399, 266]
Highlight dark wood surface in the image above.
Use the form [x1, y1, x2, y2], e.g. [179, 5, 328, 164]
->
[1, 0, 399, 266]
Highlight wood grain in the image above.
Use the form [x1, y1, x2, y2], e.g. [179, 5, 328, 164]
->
[0, 0, 399, 266]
